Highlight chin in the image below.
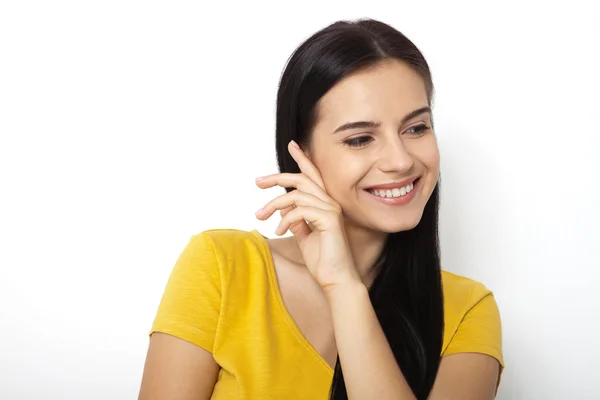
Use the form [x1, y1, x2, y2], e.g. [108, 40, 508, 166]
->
[379, 220, 420, 233]
[371, 211, 424, 233]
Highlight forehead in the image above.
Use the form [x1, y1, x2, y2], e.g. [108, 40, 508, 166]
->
[314, 60, 429, 131]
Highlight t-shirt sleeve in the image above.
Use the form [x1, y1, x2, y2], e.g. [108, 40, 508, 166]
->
[443, 283, 504, 384]
[149, 232, 221, 353]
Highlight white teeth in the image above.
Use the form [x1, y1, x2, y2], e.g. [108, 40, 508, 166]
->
[368, 182, 414, 198]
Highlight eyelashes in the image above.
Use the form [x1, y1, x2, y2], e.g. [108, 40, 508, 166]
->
[343, 124, 431, 148]
[406, 124, 431, 136]
[344, 136, 373, 148]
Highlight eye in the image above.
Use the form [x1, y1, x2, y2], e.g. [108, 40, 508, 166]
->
[343, 136, 373, 148]
[406, 124, 431, 136]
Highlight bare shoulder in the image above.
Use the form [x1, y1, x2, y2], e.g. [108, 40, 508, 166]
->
[266, 235, 315, 295]
[138, 332, 219, 400]
[267, 235, 305, 265]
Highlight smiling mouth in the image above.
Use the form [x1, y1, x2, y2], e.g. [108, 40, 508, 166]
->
[365, 177, 420, 199]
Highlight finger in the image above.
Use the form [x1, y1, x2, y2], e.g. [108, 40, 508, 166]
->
[279, 205, 312, 237]
[256, 173, 333, 205]
[276, 206, 340, 237]
[256, 190, 338, 221]
[288, 140, 326, 190]
[281, 206, 312, 239]
[279, 205, 294, 218]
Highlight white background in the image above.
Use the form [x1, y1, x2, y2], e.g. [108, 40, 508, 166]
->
[1, 1, 599, 399]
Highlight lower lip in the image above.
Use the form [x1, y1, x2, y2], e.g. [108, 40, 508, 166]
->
[363, 179, 419, 206]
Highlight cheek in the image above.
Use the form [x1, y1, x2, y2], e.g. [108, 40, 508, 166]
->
[411, 136, 440, 171]
[425, 146, 440, 171]
[315, 151, 367, 194]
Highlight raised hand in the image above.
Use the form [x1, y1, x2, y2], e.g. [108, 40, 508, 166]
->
[255, 140, 361, 291]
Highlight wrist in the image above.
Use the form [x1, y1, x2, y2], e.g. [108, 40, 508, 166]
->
[322, 277, 368, 303]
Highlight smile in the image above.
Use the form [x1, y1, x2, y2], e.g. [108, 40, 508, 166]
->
[368, 181, 414, 198]
[364, 178, 420, 205]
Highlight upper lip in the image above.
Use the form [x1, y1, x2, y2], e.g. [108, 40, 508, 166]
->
[364, 176, 419, 190]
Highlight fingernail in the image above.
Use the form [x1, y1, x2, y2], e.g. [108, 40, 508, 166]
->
[255, 176, 265, 181]
[255, 207, 263, 216]
[290, 140, 300, 149]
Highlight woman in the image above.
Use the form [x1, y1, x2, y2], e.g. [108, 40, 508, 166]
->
[139, 18, 504, 399]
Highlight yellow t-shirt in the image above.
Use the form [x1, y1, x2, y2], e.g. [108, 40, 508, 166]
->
[150, 229, 504, 399]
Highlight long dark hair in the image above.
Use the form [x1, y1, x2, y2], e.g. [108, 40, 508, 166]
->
[275, 18, 443, 400]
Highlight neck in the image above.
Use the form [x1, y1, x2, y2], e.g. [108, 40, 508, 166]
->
[343, 219, 388, 288]
[272, 222, 388, 288]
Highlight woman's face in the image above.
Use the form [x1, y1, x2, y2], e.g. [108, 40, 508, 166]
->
[306, 59, 440, 233]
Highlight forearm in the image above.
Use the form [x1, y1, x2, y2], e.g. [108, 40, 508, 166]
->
[325, 280, 416, 400]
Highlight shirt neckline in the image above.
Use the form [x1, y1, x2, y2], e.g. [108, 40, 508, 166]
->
[250, 229, 335, 376]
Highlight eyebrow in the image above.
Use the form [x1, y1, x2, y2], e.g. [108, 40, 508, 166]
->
[332, 106, 432, 134]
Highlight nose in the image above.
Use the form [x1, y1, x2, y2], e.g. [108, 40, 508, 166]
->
[376, 137, 414, 173]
